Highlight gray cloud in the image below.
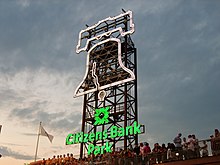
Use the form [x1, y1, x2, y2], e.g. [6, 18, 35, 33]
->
[136, 0, 220, 143]
[0, 146, 33, 160]
[9, 101, 82, 134]
[0, 1, 80, 73]
[0, 89, 24, 103]
[1, 143, 29, 147]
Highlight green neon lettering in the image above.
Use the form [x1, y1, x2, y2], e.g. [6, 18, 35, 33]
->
[89, 132, 95, 142]
[118, 127, 125, 137]
[65, 119, 144, 148]
[88, 144, 95, 155]
[126, 125, 133, 136]
[66, 134, 75, 145]
[83, 133, 89, 143]
[75, 133, 80, 143]
[110, 126, 118, 138]
[95, 131, 103, 141]
[79, 132, 83, 143]
[133, 121, 141, 134]
[94, 146, 101, 155]
[103, 130, 108, 139]
[105, 142, 113, 153]
[87, 142, 113, 155]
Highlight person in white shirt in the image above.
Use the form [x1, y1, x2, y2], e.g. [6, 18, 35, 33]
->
[182, 137, 188, 159]
[201, 140, 208, 157]
[173, 133, 182, 149]
[187, 135, 195, 159]
[192, 134, 200, 158]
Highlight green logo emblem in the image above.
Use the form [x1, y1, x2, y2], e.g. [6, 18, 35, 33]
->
[94, 107, 110, 125]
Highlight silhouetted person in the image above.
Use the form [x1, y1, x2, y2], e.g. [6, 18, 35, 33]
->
[133, 144, 140, 156]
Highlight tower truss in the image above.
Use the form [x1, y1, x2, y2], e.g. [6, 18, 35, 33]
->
[74, 10, 140, 158]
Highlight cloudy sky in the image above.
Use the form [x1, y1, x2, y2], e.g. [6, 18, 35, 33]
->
[0, 0, 220, 164]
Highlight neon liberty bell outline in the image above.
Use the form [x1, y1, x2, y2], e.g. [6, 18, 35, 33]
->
[74, 10, 135, 99]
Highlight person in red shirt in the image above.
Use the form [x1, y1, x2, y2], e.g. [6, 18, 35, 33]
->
[143, 142, 151, 155]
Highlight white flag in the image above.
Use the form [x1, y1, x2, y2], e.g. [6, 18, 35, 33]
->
[0, 125, 2, 133]
[40, 125, 54, 143]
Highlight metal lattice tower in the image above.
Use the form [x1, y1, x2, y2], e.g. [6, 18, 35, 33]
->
[74, 10, 138, 158]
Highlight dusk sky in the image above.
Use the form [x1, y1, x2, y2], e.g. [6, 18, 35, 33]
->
[0, 0, 220, 164]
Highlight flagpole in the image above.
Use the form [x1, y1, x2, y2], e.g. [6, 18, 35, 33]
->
[34, 122, 41, 162]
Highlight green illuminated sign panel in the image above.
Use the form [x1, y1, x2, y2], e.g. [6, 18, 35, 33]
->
[94, 107, 110, 125]
[66, 106, 143, 155]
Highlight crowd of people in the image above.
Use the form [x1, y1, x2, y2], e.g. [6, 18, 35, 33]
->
[30, 128, 220, 165]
